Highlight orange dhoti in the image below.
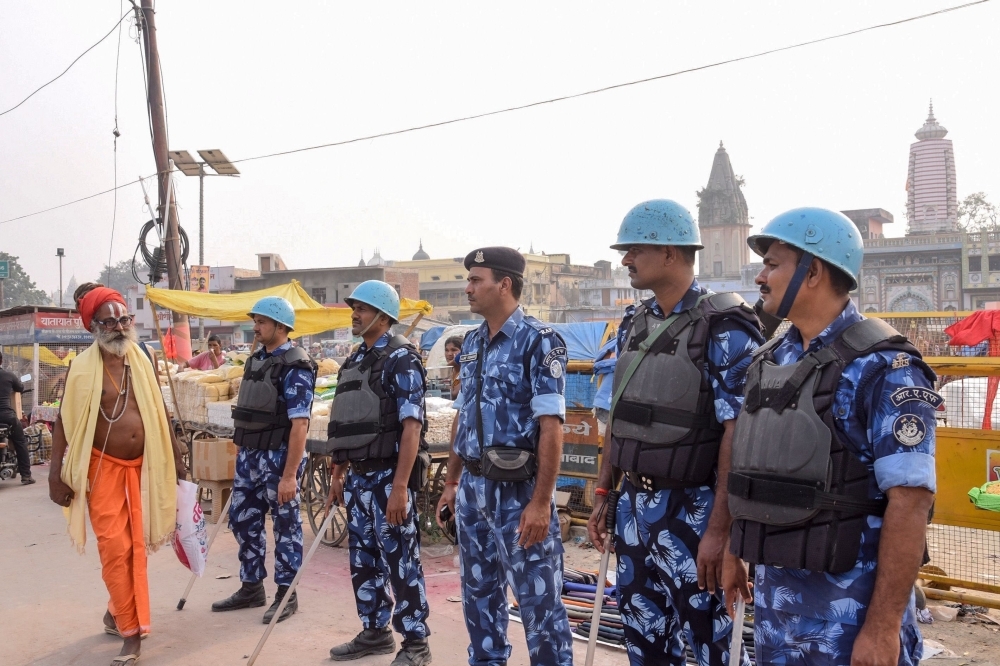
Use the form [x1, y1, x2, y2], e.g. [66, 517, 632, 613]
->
[88, 449, 150, 637]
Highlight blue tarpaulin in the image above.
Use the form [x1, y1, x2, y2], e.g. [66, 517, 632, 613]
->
[420, 326, 447, 351]
[551, 322, 611, 361]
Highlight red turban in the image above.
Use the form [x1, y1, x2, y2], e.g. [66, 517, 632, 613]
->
[78, 287, 127, 331]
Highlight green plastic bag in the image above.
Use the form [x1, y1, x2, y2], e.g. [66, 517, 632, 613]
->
[968, 482, 1000, 512]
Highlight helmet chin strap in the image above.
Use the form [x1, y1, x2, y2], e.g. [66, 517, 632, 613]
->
[357, 310, 385, 338]
[775, 251, 815, 320]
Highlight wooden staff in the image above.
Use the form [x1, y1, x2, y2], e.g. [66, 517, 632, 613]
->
[402, 312, 424, 338]
[148, 298, 188, 441]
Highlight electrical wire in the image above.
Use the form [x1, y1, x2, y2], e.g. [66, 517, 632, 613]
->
[231, 0, 992, 167]
[0, 0, 992, 225]
[0, 10, 133, 117]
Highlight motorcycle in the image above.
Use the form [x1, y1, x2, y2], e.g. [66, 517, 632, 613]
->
[0, 374, 33, 482]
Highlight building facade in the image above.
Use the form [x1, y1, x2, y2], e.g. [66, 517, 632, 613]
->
[851, 104, 965, 312]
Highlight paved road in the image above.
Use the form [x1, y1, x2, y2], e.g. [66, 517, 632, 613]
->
[2, 465, 622, 666]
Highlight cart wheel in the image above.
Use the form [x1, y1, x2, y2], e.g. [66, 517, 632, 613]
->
[302, 454, 348, 547]
[420, 459, 455, 544]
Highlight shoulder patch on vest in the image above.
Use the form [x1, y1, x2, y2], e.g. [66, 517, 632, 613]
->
[891, 353, 909, 369]
[893, 414, 927, 447]
[889, 387, 943, 409]
[549, 358, 564, 379]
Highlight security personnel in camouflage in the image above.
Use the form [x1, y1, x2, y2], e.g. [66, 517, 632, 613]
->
[327, 280, 432, 666]
[587, 200, 763, 666]
[213, 296, 317, 624]
[726, 208, 937, 665]
[437, 246, 574, 666]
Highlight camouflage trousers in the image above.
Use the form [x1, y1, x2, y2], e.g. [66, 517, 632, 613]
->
[229, 447, 306, 586]
[344, 467, 430, 641]
[614, 479, 749, 666]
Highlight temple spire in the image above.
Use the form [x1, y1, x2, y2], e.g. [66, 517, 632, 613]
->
[915, 99, 948, 140]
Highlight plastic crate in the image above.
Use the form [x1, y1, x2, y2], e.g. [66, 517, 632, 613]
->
[564, 373, 597, 410]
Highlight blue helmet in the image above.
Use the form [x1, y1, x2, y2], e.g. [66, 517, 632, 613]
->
[345, 280, 401, 322]
[248, 296, 296, 331]
[610, 199, 702, 250]
[747, 207, 863, 290]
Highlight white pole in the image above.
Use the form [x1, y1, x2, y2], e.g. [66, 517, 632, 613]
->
[247, 500, 338, 666]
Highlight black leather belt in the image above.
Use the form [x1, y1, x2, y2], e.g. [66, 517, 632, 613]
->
[462, 457, 483, 477]
[351, 457, 397, 475]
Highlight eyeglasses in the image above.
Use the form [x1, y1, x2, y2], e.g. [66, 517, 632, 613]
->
[96, 315, 134, 330]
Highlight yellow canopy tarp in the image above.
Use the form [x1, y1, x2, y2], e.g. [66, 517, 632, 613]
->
[145, 280, 432, 337]
[7, 346, 77, 367]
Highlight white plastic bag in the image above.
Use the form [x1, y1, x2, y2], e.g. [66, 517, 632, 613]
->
[173, 480, 208, 576]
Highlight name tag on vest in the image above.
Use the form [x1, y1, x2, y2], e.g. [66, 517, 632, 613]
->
[460, 353, 478, 363]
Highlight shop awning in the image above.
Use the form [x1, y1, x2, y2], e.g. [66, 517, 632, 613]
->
[145, 280, 432, 337]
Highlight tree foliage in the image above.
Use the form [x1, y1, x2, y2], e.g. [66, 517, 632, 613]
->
[0, 252, 51, 309]
[958, 192, 999, 232]
[97, 259, 147, 294]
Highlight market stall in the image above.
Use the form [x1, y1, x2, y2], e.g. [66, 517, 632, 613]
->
[146, 282, 433, 544]
[0, 306, 92, 420]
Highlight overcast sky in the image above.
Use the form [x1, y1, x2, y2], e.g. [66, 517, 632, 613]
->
[1, 0, 998, 296]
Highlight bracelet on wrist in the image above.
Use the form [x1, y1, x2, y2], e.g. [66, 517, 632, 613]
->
[445, 481, 459, 487]
[594, 487, 609, 497]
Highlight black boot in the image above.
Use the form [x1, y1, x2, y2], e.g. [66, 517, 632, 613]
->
[391, 638, 432, 666]
[329, 627, 395, 661]
[262, 585, 297, 624]
[211, 581, 266, 612]
[20, 475, 35, 485]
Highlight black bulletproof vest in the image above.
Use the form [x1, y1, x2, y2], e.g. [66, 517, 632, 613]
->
[728, 317, 928, 574]
[232, 346, 317, 450]
[608, 292, 762, 486]
[328, 335, 418, 464]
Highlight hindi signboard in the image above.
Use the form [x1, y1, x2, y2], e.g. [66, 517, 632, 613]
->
[560, 410, 599, 478]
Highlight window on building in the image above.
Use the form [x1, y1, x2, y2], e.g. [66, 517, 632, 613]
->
[431, 276, 440, 281]
[136, 298, 144, 310]
[713, 261, 723, 277]
[454, 275, 463, 280]
[989, 255, 1000, 271]
[311, 288, 327, 303]
[969, 256, 982, 272]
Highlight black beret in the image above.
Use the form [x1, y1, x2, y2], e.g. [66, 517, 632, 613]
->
[463, 246, 525, 276]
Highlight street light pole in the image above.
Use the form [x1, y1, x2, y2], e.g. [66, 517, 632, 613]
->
[56, 248, 65, 307]
[199, 163, 205, 266]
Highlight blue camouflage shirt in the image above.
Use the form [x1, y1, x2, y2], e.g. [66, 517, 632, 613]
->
[453, 307, 567, 459]
[616, 280, 763, 423]
[253, 341, 315, 421]
[349, 332, 426, 448]
[754, 300, 937, 627]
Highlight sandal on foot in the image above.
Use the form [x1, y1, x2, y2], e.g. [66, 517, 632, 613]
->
[111, 655, 139, 666]
[104, 626, 148, 640]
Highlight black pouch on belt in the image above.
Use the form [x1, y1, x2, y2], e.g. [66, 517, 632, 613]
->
[408, 449, 432, 492]
[481, 446, 537, 482]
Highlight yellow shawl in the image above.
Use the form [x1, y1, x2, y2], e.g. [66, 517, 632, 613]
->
[61, 341, 176, 553]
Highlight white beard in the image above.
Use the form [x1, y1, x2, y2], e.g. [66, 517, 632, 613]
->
[92, 323, 138, 357]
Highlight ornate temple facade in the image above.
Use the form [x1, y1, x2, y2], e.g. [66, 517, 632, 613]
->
[850, 104, 964, 312]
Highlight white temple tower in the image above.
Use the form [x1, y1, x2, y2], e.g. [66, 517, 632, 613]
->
[906, 102, 958, 234]
[696, 142, 750, 280]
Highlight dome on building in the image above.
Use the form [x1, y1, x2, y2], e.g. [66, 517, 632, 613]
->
[915, 101, 949, 141]
[412, 240, 430, 261]
[367, 248, 386, 267]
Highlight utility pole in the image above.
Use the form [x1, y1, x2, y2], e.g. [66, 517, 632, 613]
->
[56, 248, 65, 307]
[138, 0, 191, 359]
